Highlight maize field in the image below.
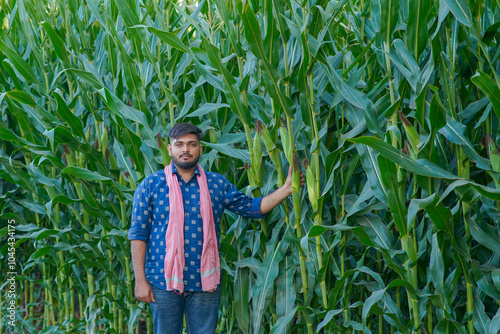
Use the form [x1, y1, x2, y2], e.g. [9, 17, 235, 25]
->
[1, 0, 500, 333]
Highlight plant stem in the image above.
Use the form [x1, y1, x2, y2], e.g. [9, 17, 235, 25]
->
[401, 235, 420, 333]
[466, 281, 474, 334]
[427, 301, 433, 334]
[0, 291, 3, 334]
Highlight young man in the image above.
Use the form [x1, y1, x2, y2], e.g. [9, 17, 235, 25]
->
[128, 123, 303, 334]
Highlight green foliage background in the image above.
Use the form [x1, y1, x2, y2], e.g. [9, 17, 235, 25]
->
[1, 0, 500, 333]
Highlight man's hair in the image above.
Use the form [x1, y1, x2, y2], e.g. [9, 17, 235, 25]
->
[167, 123, 203, 141]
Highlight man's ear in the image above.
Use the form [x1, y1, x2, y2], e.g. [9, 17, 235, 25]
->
[167, 144, 172, 156]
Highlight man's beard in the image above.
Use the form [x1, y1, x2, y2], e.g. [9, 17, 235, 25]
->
[172, 154, 199, 170]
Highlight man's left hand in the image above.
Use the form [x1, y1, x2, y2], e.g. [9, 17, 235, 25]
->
[259, 166, 305, 215]
[284, 166, 305, 196]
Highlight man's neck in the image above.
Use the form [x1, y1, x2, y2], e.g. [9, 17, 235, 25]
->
[175, 165, 196, 183]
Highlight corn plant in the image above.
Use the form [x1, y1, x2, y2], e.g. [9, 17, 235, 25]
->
[1, 0, 500, 333]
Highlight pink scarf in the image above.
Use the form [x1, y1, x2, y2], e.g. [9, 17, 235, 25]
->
[163, 163, 220, 293]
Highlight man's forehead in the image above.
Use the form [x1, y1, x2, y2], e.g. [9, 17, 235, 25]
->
[172, 134, 199, 143]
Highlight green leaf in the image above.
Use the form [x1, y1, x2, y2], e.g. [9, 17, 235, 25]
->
[0, 125, 33, 145]
[41, 22, 70, 67]
[380, 0, 400, 43]
[234, 267, 250, 334]
[81, 181, 101, 210]
[346, 136, 460, 179]
[234, 257, 262, 273]
[98, 87, 148, 126]
[414, 82, 427, 127]
[270, 0, 290, 46]
[0, 126, 17, 141]
[237, 1, 295, 119]
[442, 0, 473, 27]
[352, 227, 377, 248]
[122, 129, 144, 175]
[477, 275, 500, 302]
[115, 44, 152, 120]
[0, 40, 38, 83]
[66, 68, 104, 90]
[264, 0, 281, 68]
[128, 306, 142, 334]
[23, 227, 71, 240]
[439, 116, 490, 170]
[370, 0, 381, 33]
[147, 27, 191, 53]
[482, 21, 500, 45]
[140, 143, 160, 176]
[17, 199, 45, 214]
[441, 179, 500, 201]
[28, 246, 53, 261]
[269, 306, 298, 334]
[467, 219, 500, 255]
[471, 71, 500, 121]
[355, 141, 387, 203]
[1, 90, 37, 107]
[45, 196, 82, 219]
[4, 99, 36, 142]
[490, 309, 500, 334]
[485, 135, 500, 173]
[113, 140, 138, 182]
[237, 1, 265, 66]
[386, 279, 417, 295]
[430, 233, 445, 293]
[362, 288, 387, 328]
[406, 0, 431, 59]
[473, 296, 490, 334]
[114, 1, 157, 65]
[308, 224, 357, 238]
[322, 61, 383, 137]
[419, 195, 454, 234]
[317, 309, 343, 332]
[357, 213, 394, 250]
[202, 142, 250, 163]
[251, 222, 289, 332]
[377, 155, 407, 234]
[62, 167, 111, 181]
[275, 257, 296, 334]
[85, 0, 110, 34]
[54, 92, 86, 139]
[393, 39, 420, 80]
[204, 43, 252, 125]
[185, 103, 230, 119]
[425, 93, 447, 149]
[213, 0, 244, 57]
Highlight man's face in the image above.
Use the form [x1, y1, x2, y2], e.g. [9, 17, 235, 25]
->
[168, 134, 202, 170]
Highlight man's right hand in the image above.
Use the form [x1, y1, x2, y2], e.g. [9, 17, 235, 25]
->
[135, 280, 156, 303]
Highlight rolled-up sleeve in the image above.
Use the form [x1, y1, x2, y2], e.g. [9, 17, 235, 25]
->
[223, 179, 265, 219]
[128, 179, 153, 241]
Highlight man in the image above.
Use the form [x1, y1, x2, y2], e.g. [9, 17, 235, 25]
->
[128, 123, 304, 334]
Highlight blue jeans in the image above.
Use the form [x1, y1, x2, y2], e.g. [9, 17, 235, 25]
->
[149, 284, 221, 334]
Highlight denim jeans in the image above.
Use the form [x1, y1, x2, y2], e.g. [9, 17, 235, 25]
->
[149, 284, 221, 334]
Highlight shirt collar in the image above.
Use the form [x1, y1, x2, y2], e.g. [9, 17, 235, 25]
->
[170, 162, 200, 181]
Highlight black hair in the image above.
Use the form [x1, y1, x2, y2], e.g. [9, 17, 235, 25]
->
[167, 123, 203, 141]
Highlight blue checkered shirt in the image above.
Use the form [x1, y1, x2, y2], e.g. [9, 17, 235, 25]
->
[128, 164, 264, 291]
